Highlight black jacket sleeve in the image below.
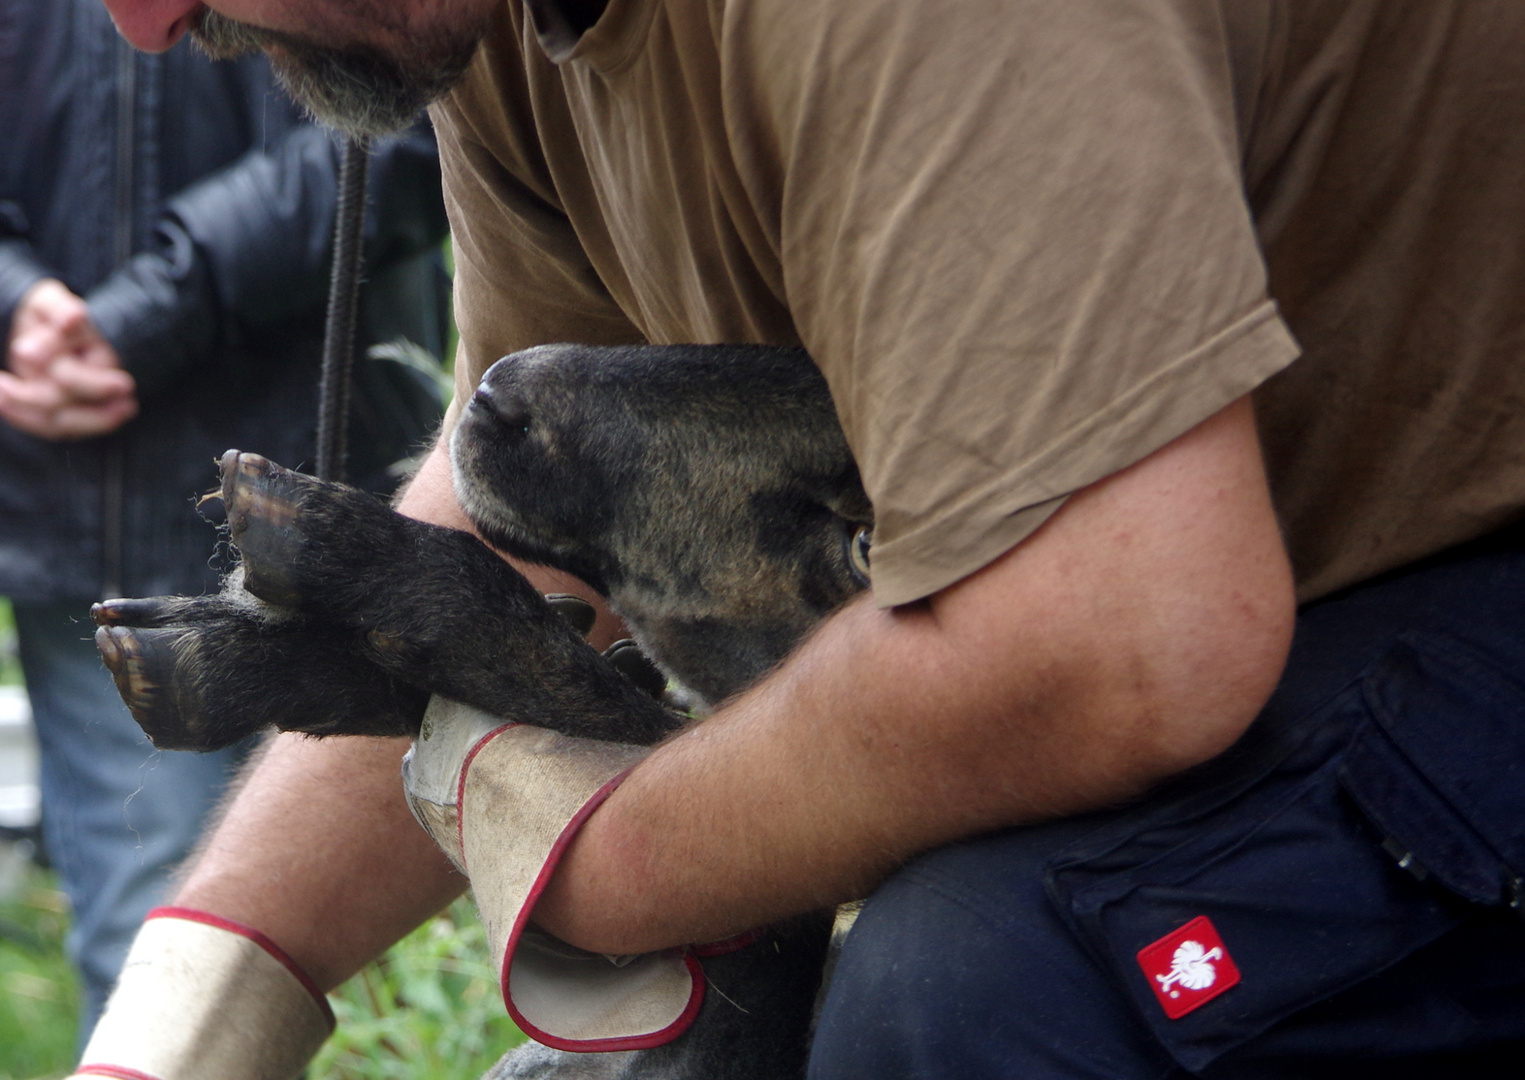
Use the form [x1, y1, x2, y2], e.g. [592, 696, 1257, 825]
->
[87, 121, 447, 401]
[0, 201, 53, 338]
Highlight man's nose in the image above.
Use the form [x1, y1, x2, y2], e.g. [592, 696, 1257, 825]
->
[101, 0, 204, 53]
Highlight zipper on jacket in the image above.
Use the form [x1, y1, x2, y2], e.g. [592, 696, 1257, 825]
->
[101, 35, 135, 600]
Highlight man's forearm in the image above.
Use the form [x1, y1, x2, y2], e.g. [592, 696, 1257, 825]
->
[172, 731, 461, 990]
[536, 397, 1297, 954]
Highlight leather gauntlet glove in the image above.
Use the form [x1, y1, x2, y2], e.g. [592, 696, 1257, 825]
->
[402, 696, 724, 1052]
[71, 907, 333, 1080]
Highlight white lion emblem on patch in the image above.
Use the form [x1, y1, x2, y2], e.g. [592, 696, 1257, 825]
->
[1155, 939, 1223, 996]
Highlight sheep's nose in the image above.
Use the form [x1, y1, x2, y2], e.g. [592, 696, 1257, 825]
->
[471, 384, 533, 441]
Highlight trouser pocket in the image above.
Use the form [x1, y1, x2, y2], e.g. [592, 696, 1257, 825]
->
[1046, 629, 1525, 1073]
[1340, 631, 1525, 910]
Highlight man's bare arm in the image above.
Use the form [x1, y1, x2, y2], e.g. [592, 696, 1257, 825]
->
[173, 394, 1289, 982]
[172, 439, 627, 991]
[537, 396, 1295, 954]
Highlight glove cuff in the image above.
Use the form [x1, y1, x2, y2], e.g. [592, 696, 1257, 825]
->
[74, 907, 333, 1080]
[402, 696, 514, 869]
[407, 700, 756, 1054]
[453, 722, 708, 1052]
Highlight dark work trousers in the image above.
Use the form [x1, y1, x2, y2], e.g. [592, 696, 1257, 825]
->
[809, 527, 1525, 1079]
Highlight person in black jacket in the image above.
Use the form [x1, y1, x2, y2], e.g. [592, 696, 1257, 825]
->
[0, 0, 449, 1033]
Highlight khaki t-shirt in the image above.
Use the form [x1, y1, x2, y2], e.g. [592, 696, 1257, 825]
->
[433, 0, 1525, 606]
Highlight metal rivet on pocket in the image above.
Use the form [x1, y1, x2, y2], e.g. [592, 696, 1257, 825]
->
[1380, 836, 1430, 882]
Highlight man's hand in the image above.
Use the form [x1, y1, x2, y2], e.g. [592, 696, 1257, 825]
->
[2, 278, 138, 439]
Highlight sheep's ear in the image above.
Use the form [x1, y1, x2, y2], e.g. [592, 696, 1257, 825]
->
[544, 593, 598, 637]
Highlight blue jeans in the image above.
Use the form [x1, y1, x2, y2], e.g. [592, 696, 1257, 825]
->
[810, 529, 1525, 1078]
[13, 602, 244, 1037]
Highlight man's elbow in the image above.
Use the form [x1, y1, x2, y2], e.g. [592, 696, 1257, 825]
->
[1120, 560, 1297, 788]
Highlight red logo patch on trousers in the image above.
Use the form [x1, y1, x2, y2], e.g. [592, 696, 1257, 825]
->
[1137, 915, 1240, 1019]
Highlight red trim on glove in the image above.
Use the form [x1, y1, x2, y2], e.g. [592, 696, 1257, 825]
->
[145, 907, 335, 1029]
[491, 758, 706, 1053]
[75, 1067, 164, 1080]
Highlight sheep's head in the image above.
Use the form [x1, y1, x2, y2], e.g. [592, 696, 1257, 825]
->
[452, 343, 872, 705]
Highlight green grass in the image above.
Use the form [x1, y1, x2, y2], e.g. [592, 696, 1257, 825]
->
[0, 597, 21, 688]
[0, 865, 77, 1080]
[313, 897, 528, 1080]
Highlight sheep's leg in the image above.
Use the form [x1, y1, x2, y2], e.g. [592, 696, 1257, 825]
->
[90, 452, 679, 752]
[215, 451, 681, 745]
[92, 592, 428, 750]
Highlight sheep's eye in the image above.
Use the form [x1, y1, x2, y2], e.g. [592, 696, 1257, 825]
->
[500, 412, 532, 443]
[846, 525, 872, 586]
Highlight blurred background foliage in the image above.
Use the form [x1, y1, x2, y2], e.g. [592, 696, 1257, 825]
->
[0, 250, 530, 1078]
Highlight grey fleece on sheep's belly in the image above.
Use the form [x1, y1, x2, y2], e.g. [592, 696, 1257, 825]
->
[91, 342, 874, 1080]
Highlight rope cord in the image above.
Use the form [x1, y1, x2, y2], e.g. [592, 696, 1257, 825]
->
[315, 136, 372, 483]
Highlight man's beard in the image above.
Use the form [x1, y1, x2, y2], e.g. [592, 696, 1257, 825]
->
[192, 9, 482, 137]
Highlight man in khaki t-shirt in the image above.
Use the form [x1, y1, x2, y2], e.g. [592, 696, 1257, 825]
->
[88, 0, 1525, 1075]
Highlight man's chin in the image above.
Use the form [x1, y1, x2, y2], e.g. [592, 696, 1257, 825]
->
[192, 9, 479, 138]
[270, 50, 465, 137]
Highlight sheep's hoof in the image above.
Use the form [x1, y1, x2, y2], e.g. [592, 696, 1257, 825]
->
[92, 595, 198, 629]
[545, 593, 598, 637]
[602, 639, 669, 700]
[93, 596, 269, 752]
[219, 450, 313, 608]
[94, 622, 225, 752]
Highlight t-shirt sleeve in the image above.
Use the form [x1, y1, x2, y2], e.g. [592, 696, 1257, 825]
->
[737, 0, 1300, 605]
[430, 51, 643, 428]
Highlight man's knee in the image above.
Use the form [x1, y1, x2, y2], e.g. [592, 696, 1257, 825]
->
[810, 834, 1173, 1080]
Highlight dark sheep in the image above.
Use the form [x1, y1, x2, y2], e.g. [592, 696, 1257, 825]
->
[92, 343, 875, 1080]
